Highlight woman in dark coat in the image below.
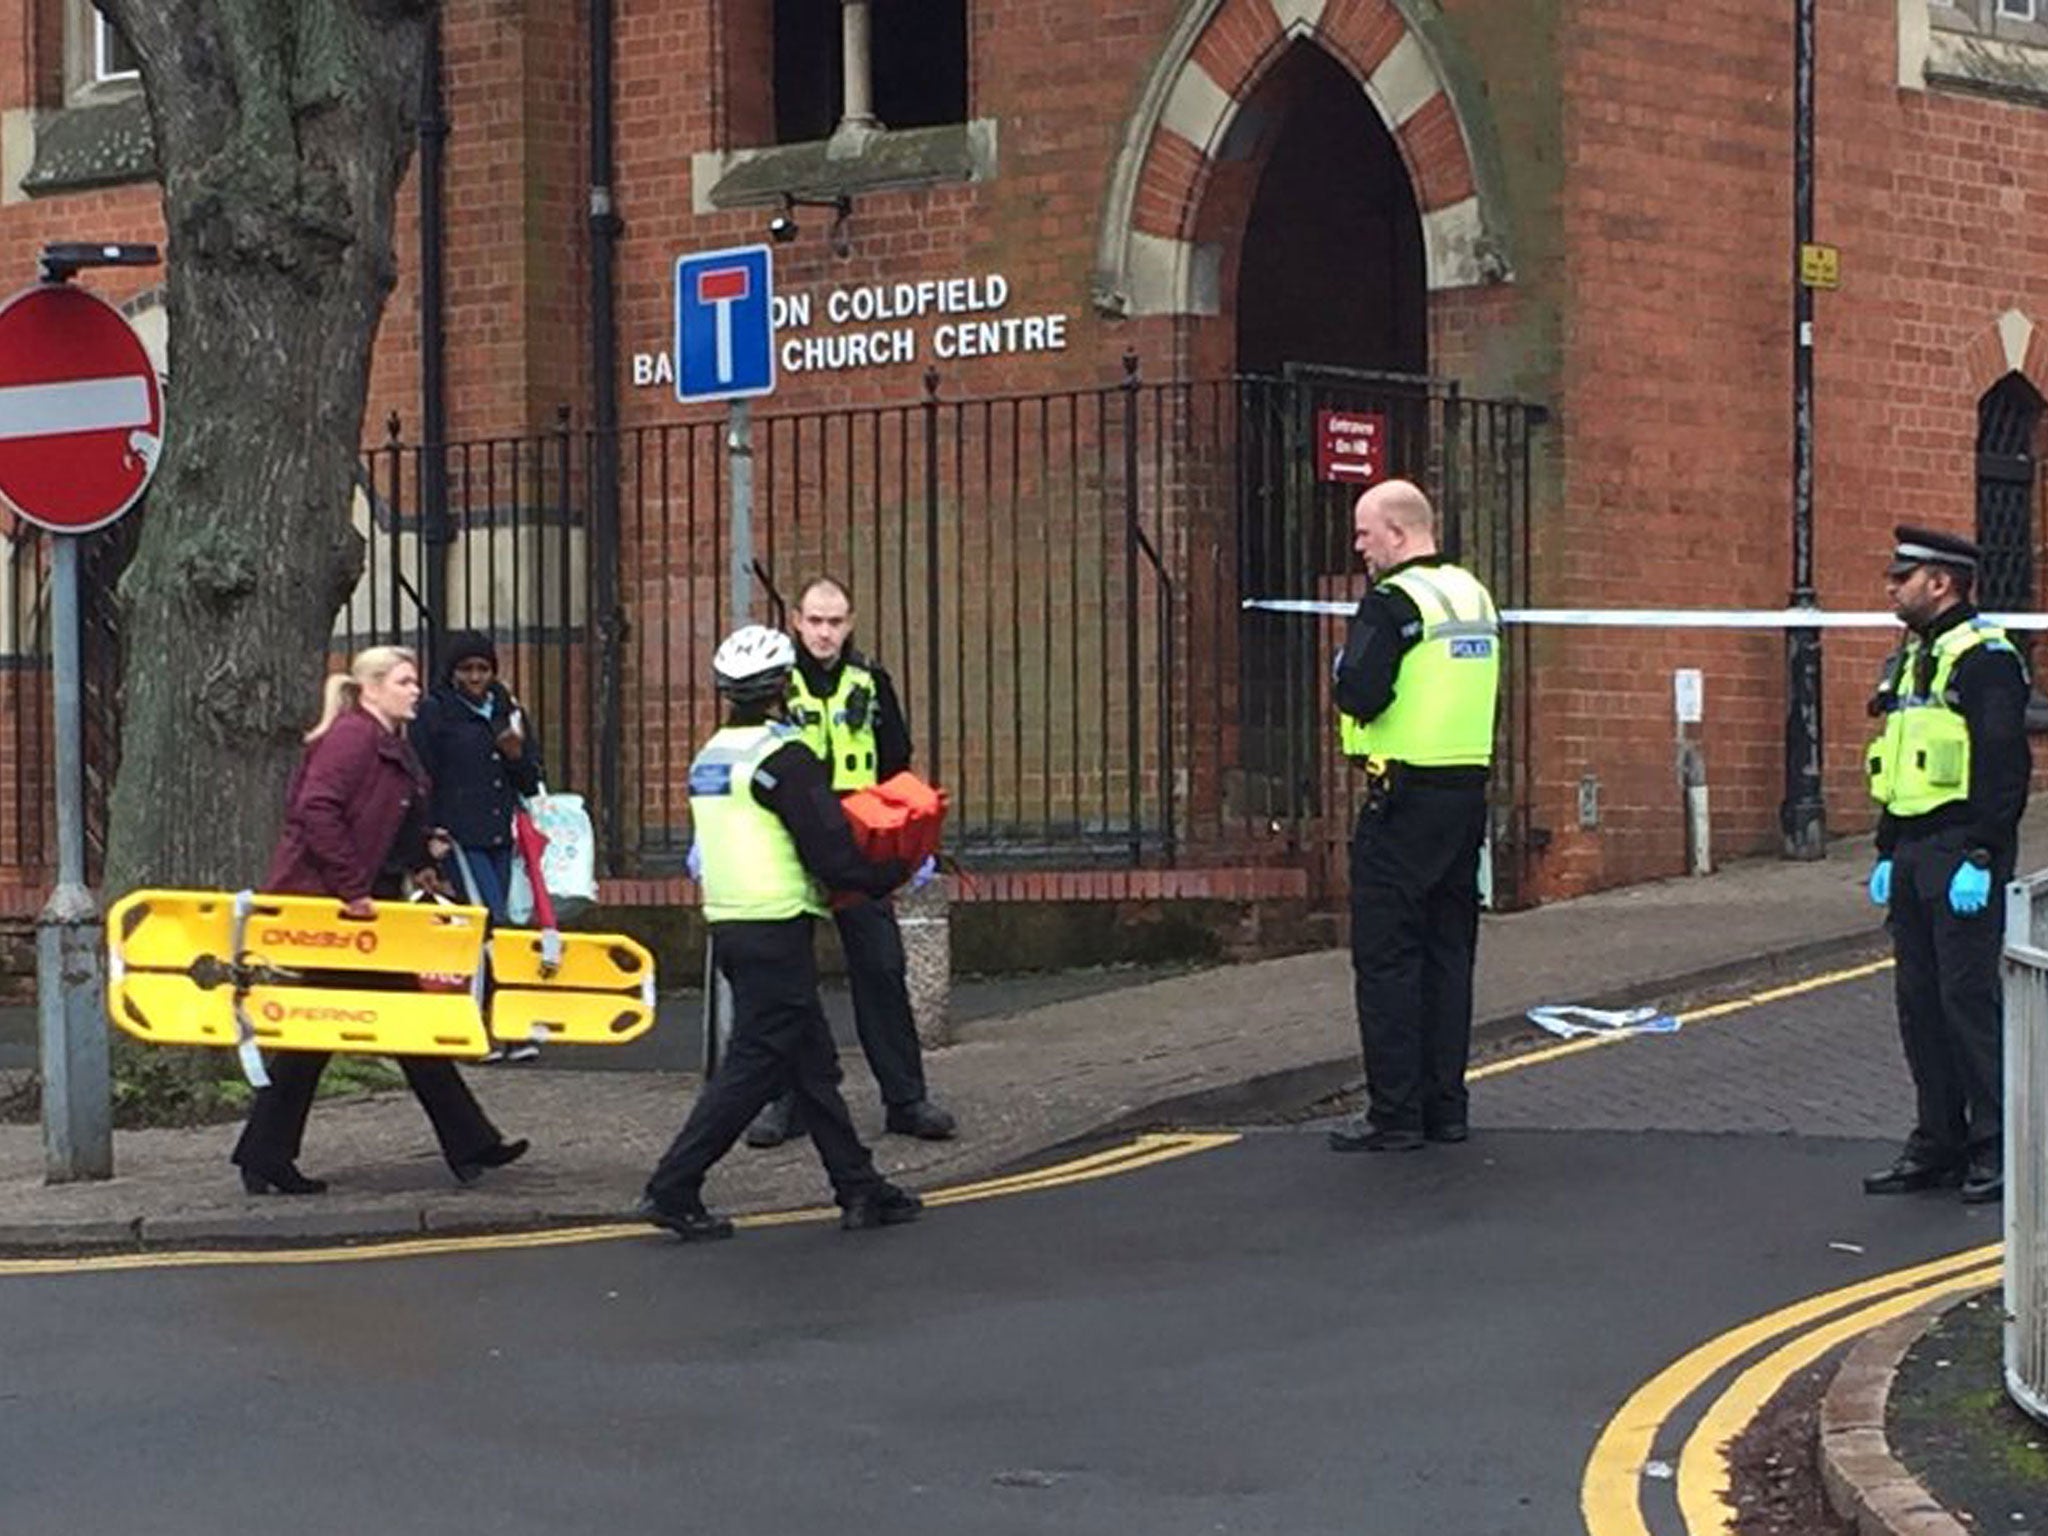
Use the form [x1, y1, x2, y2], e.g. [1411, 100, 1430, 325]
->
[409, 631, 542, 924]
[230, 645, 528, 1195]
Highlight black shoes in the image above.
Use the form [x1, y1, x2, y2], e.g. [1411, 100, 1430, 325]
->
[1425, 1121, 1470, 1145]
[1961, 1158, 2004, 1205]
[1327, 1121, 1426, 1153]
[1862, 1154, 1964, 1195]
[634, 1184, 921, 1239]
[238, 1161, 328, 1196]
[635, 1195, 735, 1243]
[841, 1183, 924, 1230]
[884, 1099, 958, 1141]
[452, 1137, 531, 1185]
[745, 1097, 800, 1148]
[751, 1097, 956, 1145]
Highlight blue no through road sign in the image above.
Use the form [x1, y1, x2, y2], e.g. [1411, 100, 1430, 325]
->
[675, 245, 775, 403]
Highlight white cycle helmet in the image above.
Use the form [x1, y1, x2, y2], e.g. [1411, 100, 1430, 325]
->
[712, 624, 797, 703]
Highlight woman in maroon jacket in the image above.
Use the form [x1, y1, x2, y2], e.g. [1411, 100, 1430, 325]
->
[231, 645, 528, 1195]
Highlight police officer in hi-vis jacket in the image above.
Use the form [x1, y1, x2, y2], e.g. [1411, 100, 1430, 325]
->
[637, 625, 923, 1242]
[1863, 525, 2030, 1207]
[1325, 480, 1501, 1155]
[744, 576, 958, 1148]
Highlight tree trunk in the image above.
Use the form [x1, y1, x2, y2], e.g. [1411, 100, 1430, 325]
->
[98, 0, 434, 900]
[91, 2, 434, 1095]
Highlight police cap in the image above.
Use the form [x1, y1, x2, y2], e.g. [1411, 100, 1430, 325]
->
[1887, 524, 1979, 578]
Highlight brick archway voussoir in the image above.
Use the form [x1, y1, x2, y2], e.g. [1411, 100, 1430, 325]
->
[1966, 310, 2048, 400]
[1095, 0, 1510, 316]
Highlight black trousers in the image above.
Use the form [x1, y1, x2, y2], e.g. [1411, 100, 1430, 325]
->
[1349, 779, 1488, 1136]
[233, 1052, 502, 1173]
[1889, 831, 2006, 1164]
[835, 896, 927, 1107]
[647, 917, 883, 1208]
[760, 896, 927, 1123]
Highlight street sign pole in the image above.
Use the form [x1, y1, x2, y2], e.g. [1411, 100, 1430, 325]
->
[729, 398, 754, 623]
[1, 247, 163, 1182]
[675, 245, 775, 1079]
[37, 534, 109, 1181]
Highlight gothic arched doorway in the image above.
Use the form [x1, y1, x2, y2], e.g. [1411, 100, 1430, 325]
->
[1232, 43, 1430, 816]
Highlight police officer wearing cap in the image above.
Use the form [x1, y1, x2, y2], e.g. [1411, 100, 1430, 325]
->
[743, 575, 957, 1148]
[1326, 479, 1501, 1154]
[1863, 524, 2031, 1206]
[638, 624, 923, 1241]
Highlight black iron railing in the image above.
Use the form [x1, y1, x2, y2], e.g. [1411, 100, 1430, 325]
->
[2, 364, 1541, 902]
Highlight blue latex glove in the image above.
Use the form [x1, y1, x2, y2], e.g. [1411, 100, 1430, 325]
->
[1949, 860, 1992, 917]
[909, 855, 938, 891]
[686, 839, 703, 882]
[1867, 858, 1892, 907]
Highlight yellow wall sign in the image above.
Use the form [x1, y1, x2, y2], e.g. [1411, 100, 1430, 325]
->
[1799, 243, 1840, 289]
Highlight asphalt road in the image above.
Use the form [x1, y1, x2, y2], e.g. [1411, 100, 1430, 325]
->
[0, 967, 2000, 1535]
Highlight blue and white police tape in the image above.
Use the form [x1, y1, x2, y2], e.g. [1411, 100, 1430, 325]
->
[1526, 1004, 1681, 1039]
[1243, 600, 2048, 630]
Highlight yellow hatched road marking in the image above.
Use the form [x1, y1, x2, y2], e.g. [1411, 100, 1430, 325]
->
[1578, 1243, 2001, 1536]
[0, 1132, 1238, 1277]
[1674, 1263, 2002, 1533]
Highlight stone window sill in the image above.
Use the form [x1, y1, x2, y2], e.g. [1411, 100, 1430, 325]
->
[693, 119, 997, 212]
[21, 92, 154, 197]
[1922, 22, 2048, 107]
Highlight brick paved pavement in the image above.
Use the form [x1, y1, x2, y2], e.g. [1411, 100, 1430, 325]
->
[1473, 967, 1910, 1140]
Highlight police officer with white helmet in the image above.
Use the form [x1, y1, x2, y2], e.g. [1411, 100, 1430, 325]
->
[637, 625, 922, 1241]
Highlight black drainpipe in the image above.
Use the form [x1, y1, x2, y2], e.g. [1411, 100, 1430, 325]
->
[419, 13, 451, 669]
[588, 0, 625, 873]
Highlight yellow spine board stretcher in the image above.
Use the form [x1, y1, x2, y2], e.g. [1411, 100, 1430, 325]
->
[106, 890, 657, 1066]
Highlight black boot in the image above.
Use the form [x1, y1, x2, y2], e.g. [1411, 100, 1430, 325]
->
[840, 1183, 923, 1231]
[745, 1094, 799, 1148]
[1862, 1150, 1964, 1194]
[884, 1099, 957, 1140]
[635, 1195, 736, 1243]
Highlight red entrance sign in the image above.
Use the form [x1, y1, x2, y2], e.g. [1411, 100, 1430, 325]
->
[0, 283, 163, 533]
[1315, 408, 1387, 487]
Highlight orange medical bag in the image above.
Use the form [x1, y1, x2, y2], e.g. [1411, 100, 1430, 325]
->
[840, 771, 948, 870]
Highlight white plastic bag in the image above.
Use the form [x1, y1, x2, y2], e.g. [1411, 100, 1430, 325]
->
[506, 787, 597, 923]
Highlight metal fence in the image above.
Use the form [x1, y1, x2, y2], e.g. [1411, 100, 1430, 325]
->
[2005, 868, 2048, 1424]
[8, 363, 1543, 902]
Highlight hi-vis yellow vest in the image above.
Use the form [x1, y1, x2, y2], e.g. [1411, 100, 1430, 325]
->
[1866, 618, 2020, 817]
[789, 662, 880, 790]
[1338, 563, 1501, 768]
[688, 724, 826, 922]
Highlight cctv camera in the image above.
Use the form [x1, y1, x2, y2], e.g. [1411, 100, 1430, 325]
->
[769, 214, 798, 244]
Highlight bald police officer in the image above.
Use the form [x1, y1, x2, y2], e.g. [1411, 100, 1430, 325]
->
[1863, 525, 2030, 1206]
[1326, 480, 1501, 1153]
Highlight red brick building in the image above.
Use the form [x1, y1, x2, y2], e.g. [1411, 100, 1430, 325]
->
[3, 0, 2046, 910]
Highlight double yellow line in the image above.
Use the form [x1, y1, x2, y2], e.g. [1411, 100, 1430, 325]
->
[0, 1130, 1238, 1277]
[1580, 1241, 1998, 1536]
[1549, 952, 2007, 1534]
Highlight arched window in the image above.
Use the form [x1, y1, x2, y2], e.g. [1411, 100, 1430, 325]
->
[1974, 373, 2044, 613]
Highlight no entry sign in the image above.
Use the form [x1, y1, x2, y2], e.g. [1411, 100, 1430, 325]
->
[0, 283, 163, 533]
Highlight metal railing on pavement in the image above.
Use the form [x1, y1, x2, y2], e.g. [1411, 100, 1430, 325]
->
[2004, 867, 2048, 1422]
